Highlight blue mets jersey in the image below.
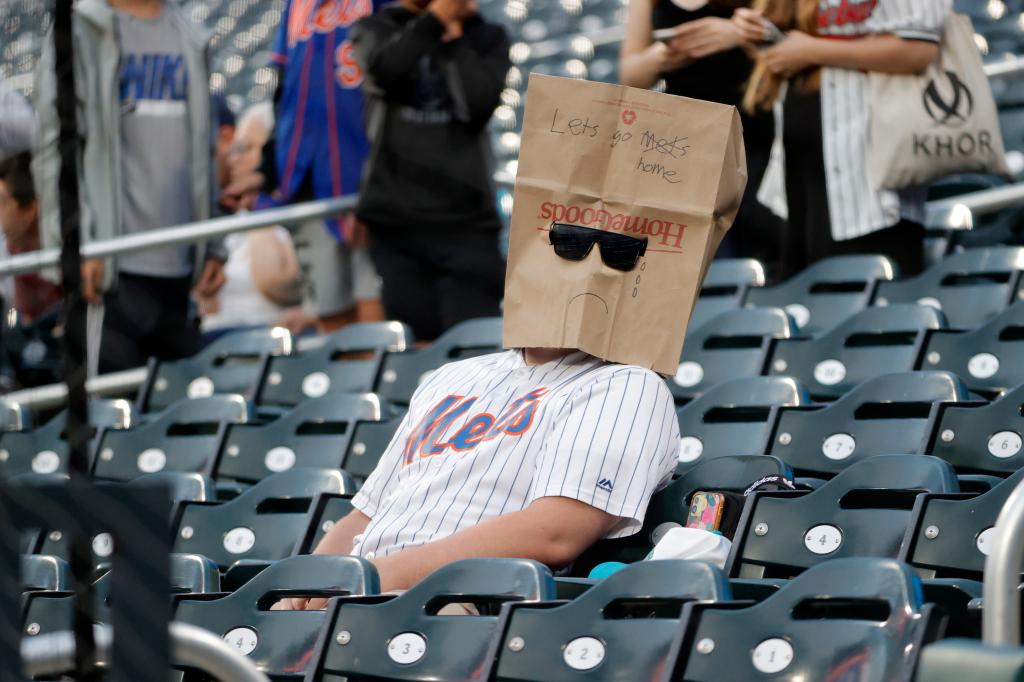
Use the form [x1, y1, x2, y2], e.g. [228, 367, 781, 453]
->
[269, 0, 379, 239]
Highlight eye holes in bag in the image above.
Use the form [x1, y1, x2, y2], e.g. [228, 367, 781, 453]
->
[852, 401, 932, 421]
[791, 597, 891, 622]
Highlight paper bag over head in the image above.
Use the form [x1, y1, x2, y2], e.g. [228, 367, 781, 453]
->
[503, 74, 748, 375]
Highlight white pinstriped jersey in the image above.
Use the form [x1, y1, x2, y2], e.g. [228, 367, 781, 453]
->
[349, 350, 679, 559]
[763, 0, 952, 241]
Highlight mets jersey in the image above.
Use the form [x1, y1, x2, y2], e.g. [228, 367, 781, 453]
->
[269, 0, 378, 238]
[350, 350, 679, 559]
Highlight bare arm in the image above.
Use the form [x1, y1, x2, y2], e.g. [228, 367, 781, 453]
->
[249, 228, 302, 306]
[370, 496, 619, 592]
[619, 0, 691, 88]
[761, 31, 939, 78]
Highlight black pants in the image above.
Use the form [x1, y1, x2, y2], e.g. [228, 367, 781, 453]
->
[99, 272, 200, 373]
[367, 224, 506, 342]
[782, 86, 924, 280]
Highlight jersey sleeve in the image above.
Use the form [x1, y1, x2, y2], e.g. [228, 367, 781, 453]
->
[269, 0, 291, 66]
[528, 367, 679, 538]
[350, 409, 413, 518]
[865, 0, 952, 43]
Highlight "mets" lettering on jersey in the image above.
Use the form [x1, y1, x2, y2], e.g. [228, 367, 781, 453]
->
[403, 388, 548, 464]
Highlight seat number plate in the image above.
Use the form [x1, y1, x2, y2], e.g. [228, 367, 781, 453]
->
[564, 637, 605, 671]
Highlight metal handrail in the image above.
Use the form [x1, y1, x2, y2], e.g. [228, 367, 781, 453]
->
[20, 623, 270, 681]
[983, 475, 1024, 645]
[926, 182, 1024, 229]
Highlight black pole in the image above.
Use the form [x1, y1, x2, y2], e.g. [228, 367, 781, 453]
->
[52, 0, 99, 677]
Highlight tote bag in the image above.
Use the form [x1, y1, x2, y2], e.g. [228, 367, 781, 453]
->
[868, 13, 1010, 191]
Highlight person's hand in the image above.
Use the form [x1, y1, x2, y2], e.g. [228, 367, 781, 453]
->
[342, 215, 371, 249]
[647, 40, 693, 74]
[274, 307, 318, 335]
[221, 169, 265, 213]
[761, 30, 819, 77]
[195, 259, 226, 298]
[81, 259, 104, 305]
[670, 17, 742, 59]
[732, 7, 769, 46]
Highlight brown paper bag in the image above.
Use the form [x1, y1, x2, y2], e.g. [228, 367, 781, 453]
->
[503, 74, 747, 375]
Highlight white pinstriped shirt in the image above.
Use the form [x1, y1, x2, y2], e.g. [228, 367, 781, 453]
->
[350, 350, 679, 559]
[762, 0, 952, 241]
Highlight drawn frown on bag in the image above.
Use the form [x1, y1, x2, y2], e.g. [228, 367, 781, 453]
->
[503, 74, 748, 374]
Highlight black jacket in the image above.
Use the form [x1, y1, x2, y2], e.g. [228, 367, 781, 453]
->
[351, 6, 510, 230]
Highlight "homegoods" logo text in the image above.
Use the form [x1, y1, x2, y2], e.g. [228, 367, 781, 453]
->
[537, 202, 686, 250]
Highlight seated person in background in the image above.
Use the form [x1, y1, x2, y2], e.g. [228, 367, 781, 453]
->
[197, 103, 304, 339]
[0, 152, 61, 324]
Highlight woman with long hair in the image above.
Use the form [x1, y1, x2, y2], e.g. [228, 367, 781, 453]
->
[739, 0, 951, 278]
[620, 0, 780, 268]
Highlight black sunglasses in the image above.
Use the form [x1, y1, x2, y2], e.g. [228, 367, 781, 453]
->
[548, 223, 648, 272]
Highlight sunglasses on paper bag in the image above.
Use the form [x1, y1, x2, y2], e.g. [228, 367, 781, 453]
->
[548, 223, 648, 272]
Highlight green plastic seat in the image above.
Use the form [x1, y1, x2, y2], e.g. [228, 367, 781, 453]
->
[173, 468, 352, 569]
[256, 322, 413, 407]
[727, 454, 958, 579]
[296, 493, 356, 555]
[486, 560, 731, 682]
[921, 301, 1024, 396]
[376, 318, 503, 405]
[142, 327, 292, 412]
[926, 382, 1024, 475]
[665, 558, 941, 682]
[744, 255, 896, 335]
[20, 555, 70, 592]
[174, 555, 379, 678]
[675, 377, 808, 469]
[309, 558, 555, 681]
[91, 395, 249, 482]
[765, 371, 970, 478]
[573, 456, 794, 575]
[901, 467, 1024, 581]
[669, 308, 795, 403]
[0, 400, 133, 479]
[917, 640, 1024, 682]
[767, 304, 945, 399]
[874, 246, 1024, 330]
[214, 392, 389, 485]
[689, 258, 767, 331]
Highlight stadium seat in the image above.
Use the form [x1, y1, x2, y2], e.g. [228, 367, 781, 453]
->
[765, 372, 970, 477]
[767, 304, 945, 399]
[141, 327, 292, 412]
[296, 493, 356, 555]
[689, 258, 767, 330]
[874, 246, 1024, 330]
[91, 395, 249, 482]
[172, 468, 352, 568]
[375, 317, 503, 405]
[20, 555, 70, 592]
[670, 308, 795, 402]
[675, 377, 809, 469]
[926, 382, 1024, 475]
[256, 322, 413, 407]
[214, 392, 388, 486]
[726, 454, 958, 579]
[23, 553, 220, 639]
[665, 558, 942, 682]
[573, 455, 795, 574]
[920, 301, 1024, 396]
[917, 640, 1024, 682]
[485, 560, 731, 682]
[744, 255, 896, 335]
[900, 467, 1024, 581]
[174, 555, 379, 678]
[0, 399, 133, 478]
[308, 558, 555, 681]
[0, 398, 24, 432]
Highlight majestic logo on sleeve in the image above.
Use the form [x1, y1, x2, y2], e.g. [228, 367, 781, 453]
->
[923, 71, 974, 127]
[403, 389, 548, 464]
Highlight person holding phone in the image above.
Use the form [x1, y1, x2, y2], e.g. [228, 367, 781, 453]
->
[740, 0, 951, 278]
[620, 0, 779, 268]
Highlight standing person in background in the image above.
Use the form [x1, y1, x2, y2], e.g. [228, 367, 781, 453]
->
[0, 79, 36, 307]
[620, 0, 781, 269]
[350, 0, 509, 342]
[739, 0, 950, 278]
[32, 0, 225, 373]
[224, 0, 386, 334]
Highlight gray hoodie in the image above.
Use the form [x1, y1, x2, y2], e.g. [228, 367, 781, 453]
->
[31, 0, 224, 290]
